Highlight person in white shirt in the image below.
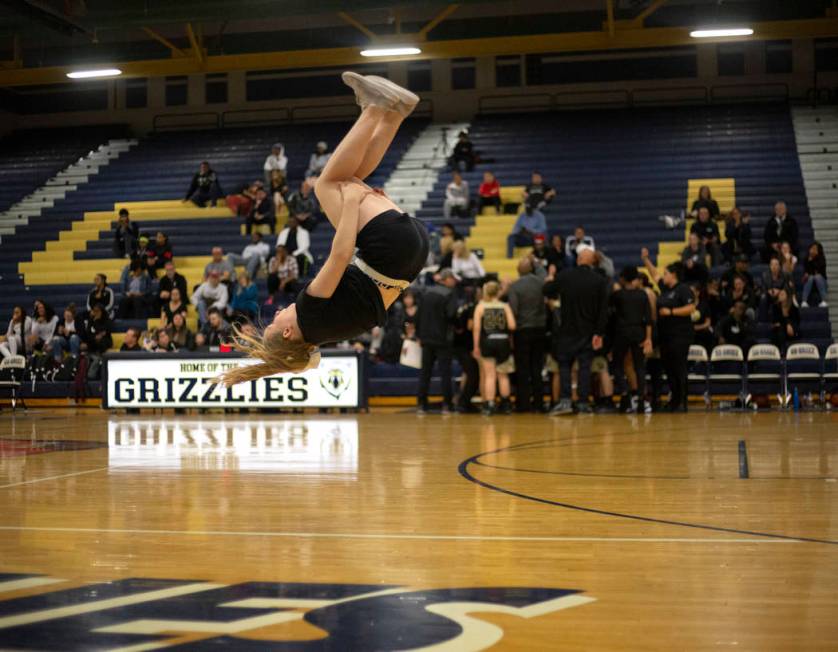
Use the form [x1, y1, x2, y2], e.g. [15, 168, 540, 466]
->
[451, 240, 485, 280]
[263, 143, 288, 187]
[227, 232, 271, 279]
[305, 141, 331, 179]
[191, 271, 229, 325]
[276, 216, 313, 275]
[0, 305, 31, 358]
[443, 171, 470, 218]
[26, 300, 59, 352]
[565, 225, 596, 258]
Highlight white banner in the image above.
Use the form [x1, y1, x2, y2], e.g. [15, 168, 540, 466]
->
[103, 354, 362, 408]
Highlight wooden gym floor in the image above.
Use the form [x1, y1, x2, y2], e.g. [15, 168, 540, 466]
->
[0, 409, 837, 650]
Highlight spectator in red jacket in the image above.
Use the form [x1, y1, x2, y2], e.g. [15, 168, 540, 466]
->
[478, 171, 501, 215]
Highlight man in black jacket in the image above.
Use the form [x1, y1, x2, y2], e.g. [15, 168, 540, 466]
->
[508, 257, 547, 412]
[184, 161, 222, 207]
[113, 209, 139, 258]
[415, 269, 459, 414]
[157, 261, 188, 312]
[543, 248, 610, 415]
[762, 200, 799, 262]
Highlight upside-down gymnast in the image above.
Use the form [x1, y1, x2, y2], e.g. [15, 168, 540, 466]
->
[218, 72, 430, 385]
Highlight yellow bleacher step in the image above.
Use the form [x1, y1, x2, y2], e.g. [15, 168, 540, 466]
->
[115, 199, 224, 211]
[22, 254, 212, 274]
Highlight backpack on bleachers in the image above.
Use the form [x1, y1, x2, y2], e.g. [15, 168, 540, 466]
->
[28, 353, 57, 382]
[53, 355, 79, 382]
[86, 355, 103, 381]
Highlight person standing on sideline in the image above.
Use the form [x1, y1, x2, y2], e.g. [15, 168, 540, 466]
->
[473, 281, 516, 416]
[610, 266, 653, 414]
[415, 269, 458, 414]
[642, 249, 696, 412]
[507, 257, 547, 412]
[451, 289, 480, 412]
[544, 247, 609, 415]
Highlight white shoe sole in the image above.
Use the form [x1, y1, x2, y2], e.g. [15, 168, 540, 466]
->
[341, 71, 399, 111]
[363, 75, 420, 117]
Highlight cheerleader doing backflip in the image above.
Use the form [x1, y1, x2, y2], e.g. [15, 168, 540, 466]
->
[218, 73, 430, 386]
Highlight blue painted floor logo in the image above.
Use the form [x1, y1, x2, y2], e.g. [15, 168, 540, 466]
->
[0, 575, 595, 650]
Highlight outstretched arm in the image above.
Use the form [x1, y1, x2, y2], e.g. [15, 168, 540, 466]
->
[640, 247, 661, 283]
[307, 182, 369, 298]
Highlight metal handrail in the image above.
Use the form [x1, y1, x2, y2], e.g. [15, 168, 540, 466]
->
[710, 82, 789, 103]
[477, 92, 553, 114]
[221, 107, 291, 128]
[152, 112, 219, 131]
[630, 85, 709, 105]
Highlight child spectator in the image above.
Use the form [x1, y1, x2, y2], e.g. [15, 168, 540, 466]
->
[113, 208, 138, 258]
[185, 161, 222, 207]
[801, 242, 828, 308]
[477, 171, 501, 214]
[0, 306, 31, 359]
[443, 171, 470, 218]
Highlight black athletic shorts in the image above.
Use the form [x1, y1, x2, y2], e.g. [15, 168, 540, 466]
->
[357, 210, 430, 282]
[480, 335, 511, 361]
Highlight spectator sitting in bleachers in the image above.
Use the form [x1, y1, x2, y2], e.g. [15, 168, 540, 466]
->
[154, 329, 177, 353]
[157, 261, 188, 313]
[228, 271, 259, 324]
[195, 307, 231, 349]
[690, 185, 720, 219]
[801, 242, 828, 308]
[160, 287, 188, 328]
[204, 247, 236, 285]
[267, 245, 299, 300]
[0, 306, 31, 359]
[305, 141, 331, 178]
[228, 231, 270, 280]
[717, 299, 756, 355]
[531, 234, 549, 272]
[721, 274, 757, 321]
[545, 234, 571, 277]
[50, 304, 82, 362]
[477, 171, 501, 214]
[721, 253, 756, 293]
[681, 232, 709, 284]
[146, 231, 173, 278]
[595, 250, 615, 281]
[778, 241, 798, 276]
[722, 207, 754, 262]
[690, 207, 722, 267]
[134, 235, 153, 271]
[451, 241, 485, 282]
[83, 304, 113, 355]
[771, 288, 800, 353]
[443, 171, 470, 218]
[226, 181, 259, 218]
[87, 273, 115, 319]
[276, 216, 312, 275]
[565, 226, 595, 258]
[690, 284, 716, 354]
[286, 181, 318, 231]
[760, 257, 794, 318]
[26, 300, 58, 354]
[508, 203, 546, 256]
[762, 200, 798, 263]
[246, 188, 274, 234]
[450, 131, 476, 172]
[185, 161, 223, 208]
[192, 270, 229, 326]
[113, 208, 139, 259]
[118, 260, 151, 319]
[119, 327, 143, 352]
[168, 312, 196, 351]
[269, 169, 289, 214]
[263, 143, 287, 188]
[523, 171, 556, 211]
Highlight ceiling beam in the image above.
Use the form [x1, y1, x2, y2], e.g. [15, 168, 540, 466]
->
[3, 17, 838, 87]
[418, 4, 460, 40]
[185, 22, 204, 65]
[141, 27, 187, 58]
[632, 0, 668, 27]
[605, 0, 615, 37]
[336, 12, 377, 40]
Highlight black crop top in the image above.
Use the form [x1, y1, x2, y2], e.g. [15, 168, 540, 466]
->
[295, 265, 387, 345]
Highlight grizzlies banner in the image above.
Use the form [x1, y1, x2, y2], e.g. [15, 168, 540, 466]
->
[102, 351, 364, 409]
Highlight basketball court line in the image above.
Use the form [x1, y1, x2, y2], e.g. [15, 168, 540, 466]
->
[0, 467, 110, 490]
[0, 525, 800, 543]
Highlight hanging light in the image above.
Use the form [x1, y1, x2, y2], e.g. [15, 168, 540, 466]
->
[690, 28, 754, 38]
[66, 68, 122, 79]
[360, 47, 421, 57]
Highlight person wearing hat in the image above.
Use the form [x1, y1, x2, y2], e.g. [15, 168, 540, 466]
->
[134, 234, 152, 271]
[306, 141, 331, 179]
[191, 269, 230, 327]
[415, 268, 459, 414]
[263, 143, 288, 188]
[508, 202, 547, 257]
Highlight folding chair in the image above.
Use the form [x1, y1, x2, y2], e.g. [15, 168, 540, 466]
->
[687, 345, 710, 408]
[709, 345, 745, 404]
[785, 343, 823, 404]
[0, 355, 27, 412]
[746, 344, 784, 405]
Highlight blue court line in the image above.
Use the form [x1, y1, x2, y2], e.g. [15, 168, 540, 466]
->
[738, 440, 749, 479]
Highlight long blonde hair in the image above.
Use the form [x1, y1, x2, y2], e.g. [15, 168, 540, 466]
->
[215, 322, 317, 386]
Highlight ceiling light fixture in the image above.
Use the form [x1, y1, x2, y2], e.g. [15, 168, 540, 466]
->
[360, 46, 421, 57]
[690, 28, 754, 38]
[66, 68, 122, 79]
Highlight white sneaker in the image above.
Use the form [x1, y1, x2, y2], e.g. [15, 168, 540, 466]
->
[819, 301, 828, 308]
[363, 75, 420, 117]
[801, 301, 809, 308]
[341, 71, 399, 111]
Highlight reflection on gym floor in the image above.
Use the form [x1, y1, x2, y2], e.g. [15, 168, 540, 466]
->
[107, 419, 358, 474]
